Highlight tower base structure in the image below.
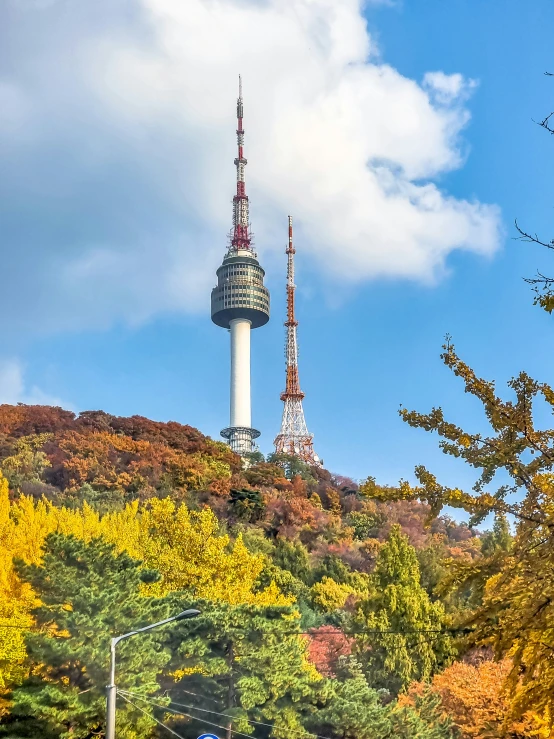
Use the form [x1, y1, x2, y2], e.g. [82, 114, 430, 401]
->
[221, 426, 260, 456]
[274, 397, 321, 466]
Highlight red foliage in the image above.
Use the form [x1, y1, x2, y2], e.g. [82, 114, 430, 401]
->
[0, 404, 239, 499]
[264, 490, 330, 540]
[307, 626, 353, 677]
[0, 404, 76, 436]
[314, 540, 367, 572]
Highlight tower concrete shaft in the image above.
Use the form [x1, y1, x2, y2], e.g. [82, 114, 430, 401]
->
[211, 78, 270, 456]
[274, 217, 321, 466]
[230, 318, 251, 428]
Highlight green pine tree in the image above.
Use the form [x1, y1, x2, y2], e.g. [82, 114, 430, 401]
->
[266, 453, 317, 483]
[308, 675, 391, 739]
[164, 599, 323, 739]
[354, 526, 453, 694]
[1, 533, 174, 739]
[481, 513, 512, 557]
[273, 539, 313, 585]
[228, 488, 265, 521]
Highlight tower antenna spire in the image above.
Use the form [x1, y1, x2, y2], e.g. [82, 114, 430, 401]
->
[274, 217, 321, 466]
[231, 74, 251, 254]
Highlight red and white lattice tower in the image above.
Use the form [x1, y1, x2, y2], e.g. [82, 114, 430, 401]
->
[274, 217, 321, 466]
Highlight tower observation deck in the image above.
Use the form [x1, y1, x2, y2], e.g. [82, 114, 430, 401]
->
[211, 77, 270, 456]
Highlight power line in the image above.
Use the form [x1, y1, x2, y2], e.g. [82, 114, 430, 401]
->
[0, 623, 32, 629]
[122, 690, 335, 739]
[165, 686, 224, 706]
[118, 691, 259, 739]
[296, 628, 471, 636]
[118, 691, 188, 739]
[0, 623, 472, 636]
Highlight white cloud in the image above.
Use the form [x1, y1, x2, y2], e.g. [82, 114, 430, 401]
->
[0, 0, 502, 333]
[0, 359, 69, 407]
[423, 71, 478, 106]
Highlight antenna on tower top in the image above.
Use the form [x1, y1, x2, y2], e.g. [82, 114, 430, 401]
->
[230, 75, 251, 254]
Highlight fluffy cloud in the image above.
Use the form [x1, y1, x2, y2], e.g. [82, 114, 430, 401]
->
[0, 0, 501, 334]
[0, 359, 68, 407]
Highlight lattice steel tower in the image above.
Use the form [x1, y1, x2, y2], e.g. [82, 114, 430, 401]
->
[274, 217, 321, 466]
[211, 77, 270, 456]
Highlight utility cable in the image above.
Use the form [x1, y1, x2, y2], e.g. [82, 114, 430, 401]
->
[166, 685, 223, 706]
[117, 691, 188, 739]
[0, 621, 472, 636]
[121, 690, 335, 739]
[279, 628, 472, 636]
[119, 691, 259, 739]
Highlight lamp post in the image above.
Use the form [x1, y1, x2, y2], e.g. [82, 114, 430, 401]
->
[106, 608, 201, 739]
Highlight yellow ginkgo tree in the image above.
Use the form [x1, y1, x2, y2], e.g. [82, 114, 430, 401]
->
[0, 479, 289, 696]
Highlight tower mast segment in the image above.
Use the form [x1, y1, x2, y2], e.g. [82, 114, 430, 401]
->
[233, 74, 251, 253]
[211, 77, 270, 457]
[274, 217, 321, 466]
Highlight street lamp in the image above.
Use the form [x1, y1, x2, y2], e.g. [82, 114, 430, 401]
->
[106, 608, 201, 739]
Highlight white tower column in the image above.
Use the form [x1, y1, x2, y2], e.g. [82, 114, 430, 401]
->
[230, 318, 252, 429]
[211, 79, 268, 458]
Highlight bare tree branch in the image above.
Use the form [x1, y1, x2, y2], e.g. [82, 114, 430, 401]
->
[514, 219, 554, 250]
[536, 110, 554, 134]
[523, 271, 554, 288]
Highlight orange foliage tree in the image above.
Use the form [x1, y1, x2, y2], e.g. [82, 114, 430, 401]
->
[406, 658, 547, 738]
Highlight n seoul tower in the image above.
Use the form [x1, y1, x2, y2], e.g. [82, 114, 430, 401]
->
[211, 78, 270, 455]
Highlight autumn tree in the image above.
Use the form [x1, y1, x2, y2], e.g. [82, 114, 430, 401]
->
[1, 434, 52, 491]
[101, 497, 289, 606]
[354, 525, 451, 694]
[307, 626, 353, 677]
[427, 657, 545, 738]
[1, 534, 172, 738]
[0, 490, 290, 691]
[0, 473, 36, 711]
[365, 341, 554, 724]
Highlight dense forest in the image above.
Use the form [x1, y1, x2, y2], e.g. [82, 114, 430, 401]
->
[1, 346, 553, 739]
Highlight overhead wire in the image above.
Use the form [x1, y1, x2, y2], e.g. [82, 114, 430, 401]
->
[0, 622, 474, 636]
[118, 691, 188, 739]
[121, 689, 335, 739]
[166, 686, 223, 706]
[118, 691, 260, 739]
[0, 623, 33, 629]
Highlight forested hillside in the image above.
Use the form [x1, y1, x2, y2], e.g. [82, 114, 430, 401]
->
[0, 398, 550, 738]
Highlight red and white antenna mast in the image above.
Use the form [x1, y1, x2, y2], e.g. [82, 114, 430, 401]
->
[230, 74, 253, 254]
[274, 217, 321, 466]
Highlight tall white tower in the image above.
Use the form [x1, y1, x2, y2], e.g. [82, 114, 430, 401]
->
[211, 78, 270, 456]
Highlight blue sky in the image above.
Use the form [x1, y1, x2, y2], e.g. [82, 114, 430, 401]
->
[1, 0, 553, 495]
